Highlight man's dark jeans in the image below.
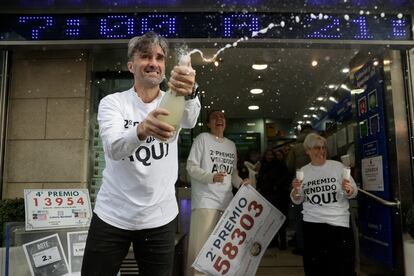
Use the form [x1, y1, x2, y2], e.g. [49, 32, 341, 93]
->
[81, 213, 176, 276]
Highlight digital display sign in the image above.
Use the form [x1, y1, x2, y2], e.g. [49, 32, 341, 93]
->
[0, 12, 411, 42]
[0, 0, 412, 10]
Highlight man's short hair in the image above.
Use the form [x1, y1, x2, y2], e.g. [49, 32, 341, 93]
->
[127, 32, 168, 61]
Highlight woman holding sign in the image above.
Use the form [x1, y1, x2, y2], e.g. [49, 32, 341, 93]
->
[290, 133, 358, 276]
[186, 110, 249, 276]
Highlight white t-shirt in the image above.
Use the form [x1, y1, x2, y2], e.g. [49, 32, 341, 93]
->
[290, 160, 358, 228]
[94, 87, 200, 230]
[187, 133, 242, 211]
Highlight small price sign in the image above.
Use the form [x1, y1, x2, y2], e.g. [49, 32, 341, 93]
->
[32, 246, 61, 268]
[24, 189, 92, 231]
[72, 242, 86, 257]
[67, 231, 88, 274]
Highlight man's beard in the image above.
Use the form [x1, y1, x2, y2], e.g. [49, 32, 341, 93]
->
[142, 73, 165, 86]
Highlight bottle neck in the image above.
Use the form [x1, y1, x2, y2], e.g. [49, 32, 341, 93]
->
[168, 89, 182, 97]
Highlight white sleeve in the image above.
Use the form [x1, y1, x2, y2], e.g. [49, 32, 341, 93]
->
[231, 172, 243, 189]
[186, 136, 214, 184]
[231, 152, 243, 188]
[181, 97, 201, 129]
[98, 95, 144, 161]
[348, 175, 358, 199]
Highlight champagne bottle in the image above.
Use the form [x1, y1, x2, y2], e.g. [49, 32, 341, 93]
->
[158, 54, 191, 131]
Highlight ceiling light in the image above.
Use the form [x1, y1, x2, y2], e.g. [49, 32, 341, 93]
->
[248, 105, 259, 110]
[305, 121, 311, 124]
[309, 107, 316, 110]
[329, 96, 338, 103]
[328, 84, 336, 89]
[351, 88, 365, 94]
[214, 61, 219, 67]
[340, 84, 351, 91]
[312, 114, 319, 119]
[247, 123, 256, 126]
[383, 60, 391, 65]
[373, 60, 379, 66]
[341, 68, 350, 73]
[319, 106, 327, 112]
[297, 121, 303, 124]
[311, 60, 318, 67]
[303, 114, 310, 118]
[250, 88, 263, 94]
[317, 97, 325, 101]
[252, 64, 268, 70]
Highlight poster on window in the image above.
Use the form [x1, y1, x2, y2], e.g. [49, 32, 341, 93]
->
[24, 189, 92, 231]
[23, 234, 69, 276]
[192, 185, 285, 276]
[67, 230, 88, 275]
[362, 155, 384, 191]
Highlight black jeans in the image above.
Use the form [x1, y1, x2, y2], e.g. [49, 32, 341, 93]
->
[81, 213, 176, 276]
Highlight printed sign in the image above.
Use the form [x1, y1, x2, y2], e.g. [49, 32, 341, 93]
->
[363, 141, 379, 157]
[67, 231, 88, 275]
[362, 156, 384, 191]
[193, 185, 285, 276]
[33, 246, 62, 267]
[23, 234, 69, 276]
[24, 189, 92, 231]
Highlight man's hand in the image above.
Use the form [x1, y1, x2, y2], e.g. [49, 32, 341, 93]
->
[168, 65, 196, 96]
[213, 172, 226, 183]
[137, 108, 175, 141]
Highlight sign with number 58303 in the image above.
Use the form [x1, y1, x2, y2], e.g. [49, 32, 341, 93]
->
[193, 185, 286, 276]
[24, 189, 92, 231]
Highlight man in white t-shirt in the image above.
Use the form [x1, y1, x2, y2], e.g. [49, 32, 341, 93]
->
[81, 32, 201, 276]
[186, 110, 249, 276]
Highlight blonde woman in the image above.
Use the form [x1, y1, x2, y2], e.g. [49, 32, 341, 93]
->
[291, 133, 357, 276]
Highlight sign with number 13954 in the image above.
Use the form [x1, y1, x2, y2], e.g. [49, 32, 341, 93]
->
[24, 189, 92, 231]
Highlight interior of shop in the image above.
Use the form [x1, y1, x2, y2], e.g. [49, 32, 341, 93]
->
[87, 42, 402, 275]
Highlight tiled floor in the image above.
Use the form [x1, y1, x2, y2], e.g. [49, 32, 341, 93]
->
[256, 247, 305, 276]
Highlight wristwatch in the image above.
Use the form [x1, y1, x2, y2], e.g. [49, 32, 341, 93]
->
[185, 82, 200, 100]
